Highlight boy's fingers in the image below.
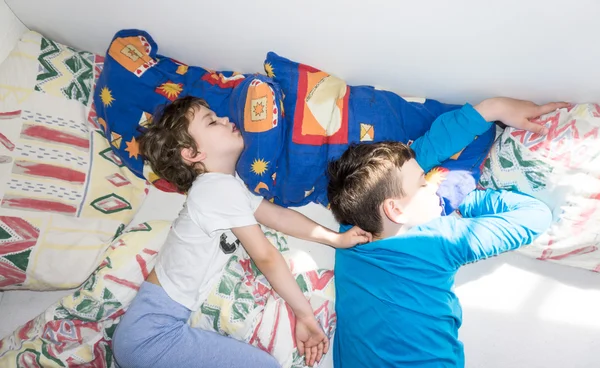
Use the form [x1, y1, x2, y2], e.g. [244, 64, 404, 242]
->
[316, 343, 324, 364]
[521, 119, 548, 135]
[305, 344, 312, 365]
[536, 102, 569, 117]
[297, 340, 305, 356]
[323, 337, 330, 354]
[309, 346, 318, 366]
[353, 228, 372, 243]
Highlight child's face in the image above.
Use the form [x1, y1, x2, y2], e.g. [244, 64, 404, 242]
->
[395, 159, 443, 227]
[187, 105, 244, 163]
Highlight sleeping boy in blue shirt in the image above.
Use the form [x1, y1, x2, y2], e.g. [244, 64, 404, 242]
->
[327, 97, 567, 367]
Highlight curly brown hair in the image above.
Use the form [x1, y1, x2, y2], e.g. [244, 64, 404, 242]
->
[327, 141, 416, 235]
[139, 96, 210, 193]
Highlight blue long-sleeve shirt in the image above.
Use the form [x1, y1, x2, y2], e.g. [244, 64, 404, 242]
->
[409, 102, 492, 172]
[333, 190, 552, 368]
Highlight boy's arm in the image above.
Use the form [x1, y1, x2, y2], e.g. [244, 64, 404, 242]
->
[254, 199, 371, 248]
[232, 224, 314, 318]
[411, 103, 493, 173]
[232, 224, 329, 365]
[441, 189, 552, 267]
[412, 98, 568, 173]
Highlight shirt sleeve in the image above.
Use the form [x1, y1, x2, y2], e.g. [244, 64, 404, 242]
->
[436, 189, 552, 269]
[187, 175, 263, 236]
[411, 103, 493, 172]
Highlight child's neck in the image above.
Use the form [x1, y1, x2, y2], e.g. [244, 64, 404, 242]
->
[378, 221, 411, 240]
[204, 157, 238, 175]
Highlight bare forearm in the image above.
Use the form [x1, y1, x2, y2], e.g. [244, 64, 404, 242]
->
[261, 204, 339, 247]
[255, 251, 313, 319]
[474, 98, 501, 122]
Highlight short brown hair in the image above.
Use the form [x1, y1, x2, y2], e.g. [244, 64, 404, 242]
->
[139, 96, 210, 193]
[327, 141, 416, 235]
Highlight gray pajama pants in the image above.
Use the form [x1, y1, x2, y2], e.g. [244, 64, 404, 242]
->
[112, 281, 280, 368]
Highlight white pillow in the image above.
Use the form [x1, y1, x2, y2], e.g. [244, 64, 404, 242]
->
[0, 31, 149, 290]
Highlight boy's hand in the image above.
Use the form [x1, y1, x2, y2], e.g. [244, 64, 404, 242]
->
[334, 226, 373, 248]
[475, 97, 569, 135]
[295, 315, 330, 367]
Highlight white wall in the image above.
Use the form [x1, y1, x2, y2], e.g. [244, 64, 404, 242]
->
[0, 0, 27, 64]
[1, 3, 600, 367]
[6, 0, 600, 105]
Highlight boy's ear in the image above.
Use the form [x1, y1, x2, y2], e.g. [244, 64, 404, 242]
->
[382, 198, 404, 224]
[181, 147, 206, 163]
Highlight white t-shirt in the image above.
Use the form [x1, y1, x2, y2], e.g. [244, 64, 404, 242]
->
[154, 172, 263, 311]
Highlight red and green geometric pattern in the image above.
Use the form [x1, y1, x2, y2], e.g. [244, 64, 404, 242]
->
[90, 194, 132, 214]
[479, 134, 552, 193]
[15, 349, 44, 368]
[0, 216, 40, 288]
[479, 104, 600, 272]
[127, 222, 153, 232]
[99, 147, 124, 167]
[105, 173, 131, 187]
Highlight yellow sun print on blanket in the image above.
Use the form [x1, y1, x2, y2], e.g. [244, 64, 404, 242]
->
[100, 87, 115, 107]
[425, 167, 449, 189]
[156, 81, 183, 101]
[251, 158, 269, 175]
[264, 62, 275, 78]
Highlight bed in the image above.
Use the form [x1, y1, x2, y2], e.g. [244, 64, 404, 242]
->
[1, 1, 599, 368]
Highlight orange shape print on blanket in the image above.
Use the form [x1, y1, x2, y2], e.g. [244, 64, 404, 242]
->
[138, 112, 152, 129]
[176, 65, 189, 75]
[244, 80, 277, 133]
[254, 182, 269, 194]
[292, 67, 349, 145]
[125, 137, 140, 159]
[108, 35, 157, 77]
[360, 123, 374, 142]
[111, 132, 122, 149]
